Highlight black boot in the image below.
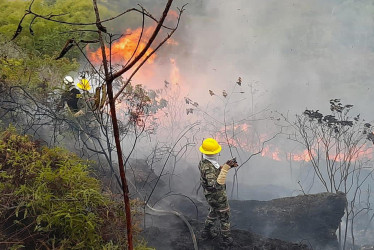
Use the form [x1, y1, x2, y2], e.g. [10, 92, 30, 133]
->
[221, 235, 234, 247]
[201, 227, 218, 240]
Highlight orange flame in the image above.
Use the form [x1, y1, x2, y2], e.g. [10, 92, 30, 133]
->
[214, 124, 374, 163]
[166, 38, 179, 46]
[292, 149, 313, 162]
[87, 25, 181, 89]
[168, 10, 179, 19]
[261, 145, 281, 161]
[88, 26, 157, 65]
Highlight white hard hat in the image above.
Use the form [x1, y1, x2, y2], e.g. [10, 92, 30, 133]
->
[63, 76, 74, 85]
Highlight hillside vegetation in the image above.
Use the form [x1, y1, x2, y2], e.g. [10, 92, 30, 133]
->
[0, 127, 150, 249]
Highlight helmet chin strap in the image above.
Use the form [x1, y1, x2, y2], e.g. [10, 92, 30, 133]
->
[68, 84, 76, 91]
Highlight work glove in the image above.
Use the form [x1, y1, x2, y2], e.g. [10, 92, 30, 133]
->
[226, 158, 238, 168]
[73, 110, 84, 117]
[217, 158, 238, 185]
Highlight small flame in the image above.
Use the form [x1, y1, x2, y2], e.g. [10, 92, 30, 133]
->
[261, 145, 282, 161]
[292, 149, 313, 162]
[272, 150, 281, 161]
[261, 145, 270, 157]
[213, 124, 374, 163]
[166, 38, 179, 46]
[169, 58, 180, 84]
[167, 10, 179, 19]
[241, 124, 249, 132]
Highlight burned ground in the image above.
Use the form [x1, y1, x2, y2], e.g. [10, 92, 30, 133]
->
[142, 192, 346, 249]
[142, 215, 310, 250]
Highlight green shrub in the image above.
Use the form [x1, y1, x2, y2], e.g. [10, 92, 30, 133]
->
[0, 127, 148, 249]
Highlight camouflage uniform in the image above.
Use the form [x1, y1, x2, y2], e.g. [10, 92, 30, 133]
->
[198, 159, 231, 239]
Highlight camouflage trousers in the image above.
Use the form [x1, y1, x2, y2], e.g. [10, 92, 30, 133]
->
[203, 189, 231, 238]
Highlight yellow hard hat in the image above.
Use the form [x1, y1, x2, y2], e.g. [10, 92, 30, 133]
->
[199, 138, 222, 155]
[77, 78, 91, 91]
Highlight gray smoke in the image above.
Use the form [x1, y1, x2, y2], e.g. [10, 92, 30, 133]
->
[110, 0, 374, 194]
[161, 0, 373, 119]
[92, 0, 374, 246]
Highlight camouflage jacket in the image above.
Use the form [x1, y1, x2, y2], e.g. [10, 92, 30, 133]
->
[198, 159, 225, 192]
[199, 159, 229, 209]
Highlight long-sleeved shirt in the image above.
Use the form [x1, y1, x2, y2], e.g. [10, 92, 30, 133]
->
[198, 159, 225, 192]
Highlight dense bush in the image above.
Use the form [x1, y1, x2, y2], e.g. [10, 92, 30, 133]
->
[0, 0, 98, 57]
[0, 0, 99, 92]
[0, 127, 151, 249]
[0, 40, 79, 92]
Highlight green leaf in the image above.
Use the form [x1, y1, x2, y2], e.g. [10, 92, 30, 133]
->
[15, 201, 24, 218]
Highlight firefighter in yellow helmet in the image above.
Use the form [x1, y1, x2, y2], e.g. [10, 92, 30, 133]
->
[58, 76, 93, 117]
[73, 77, 93, 116]
[77, 78, 92, 92]
[57, 76, 98, 140]
[198, 138, 238, 247]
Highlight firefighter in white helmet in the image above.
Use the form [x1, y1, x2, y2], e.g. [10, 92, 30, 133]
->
[58, 76, 82, 115]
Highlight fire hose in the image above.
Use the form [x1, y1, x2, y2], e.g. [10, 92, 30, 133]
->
[145, 204, 198, 250]
[127, 180, 198, 250]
